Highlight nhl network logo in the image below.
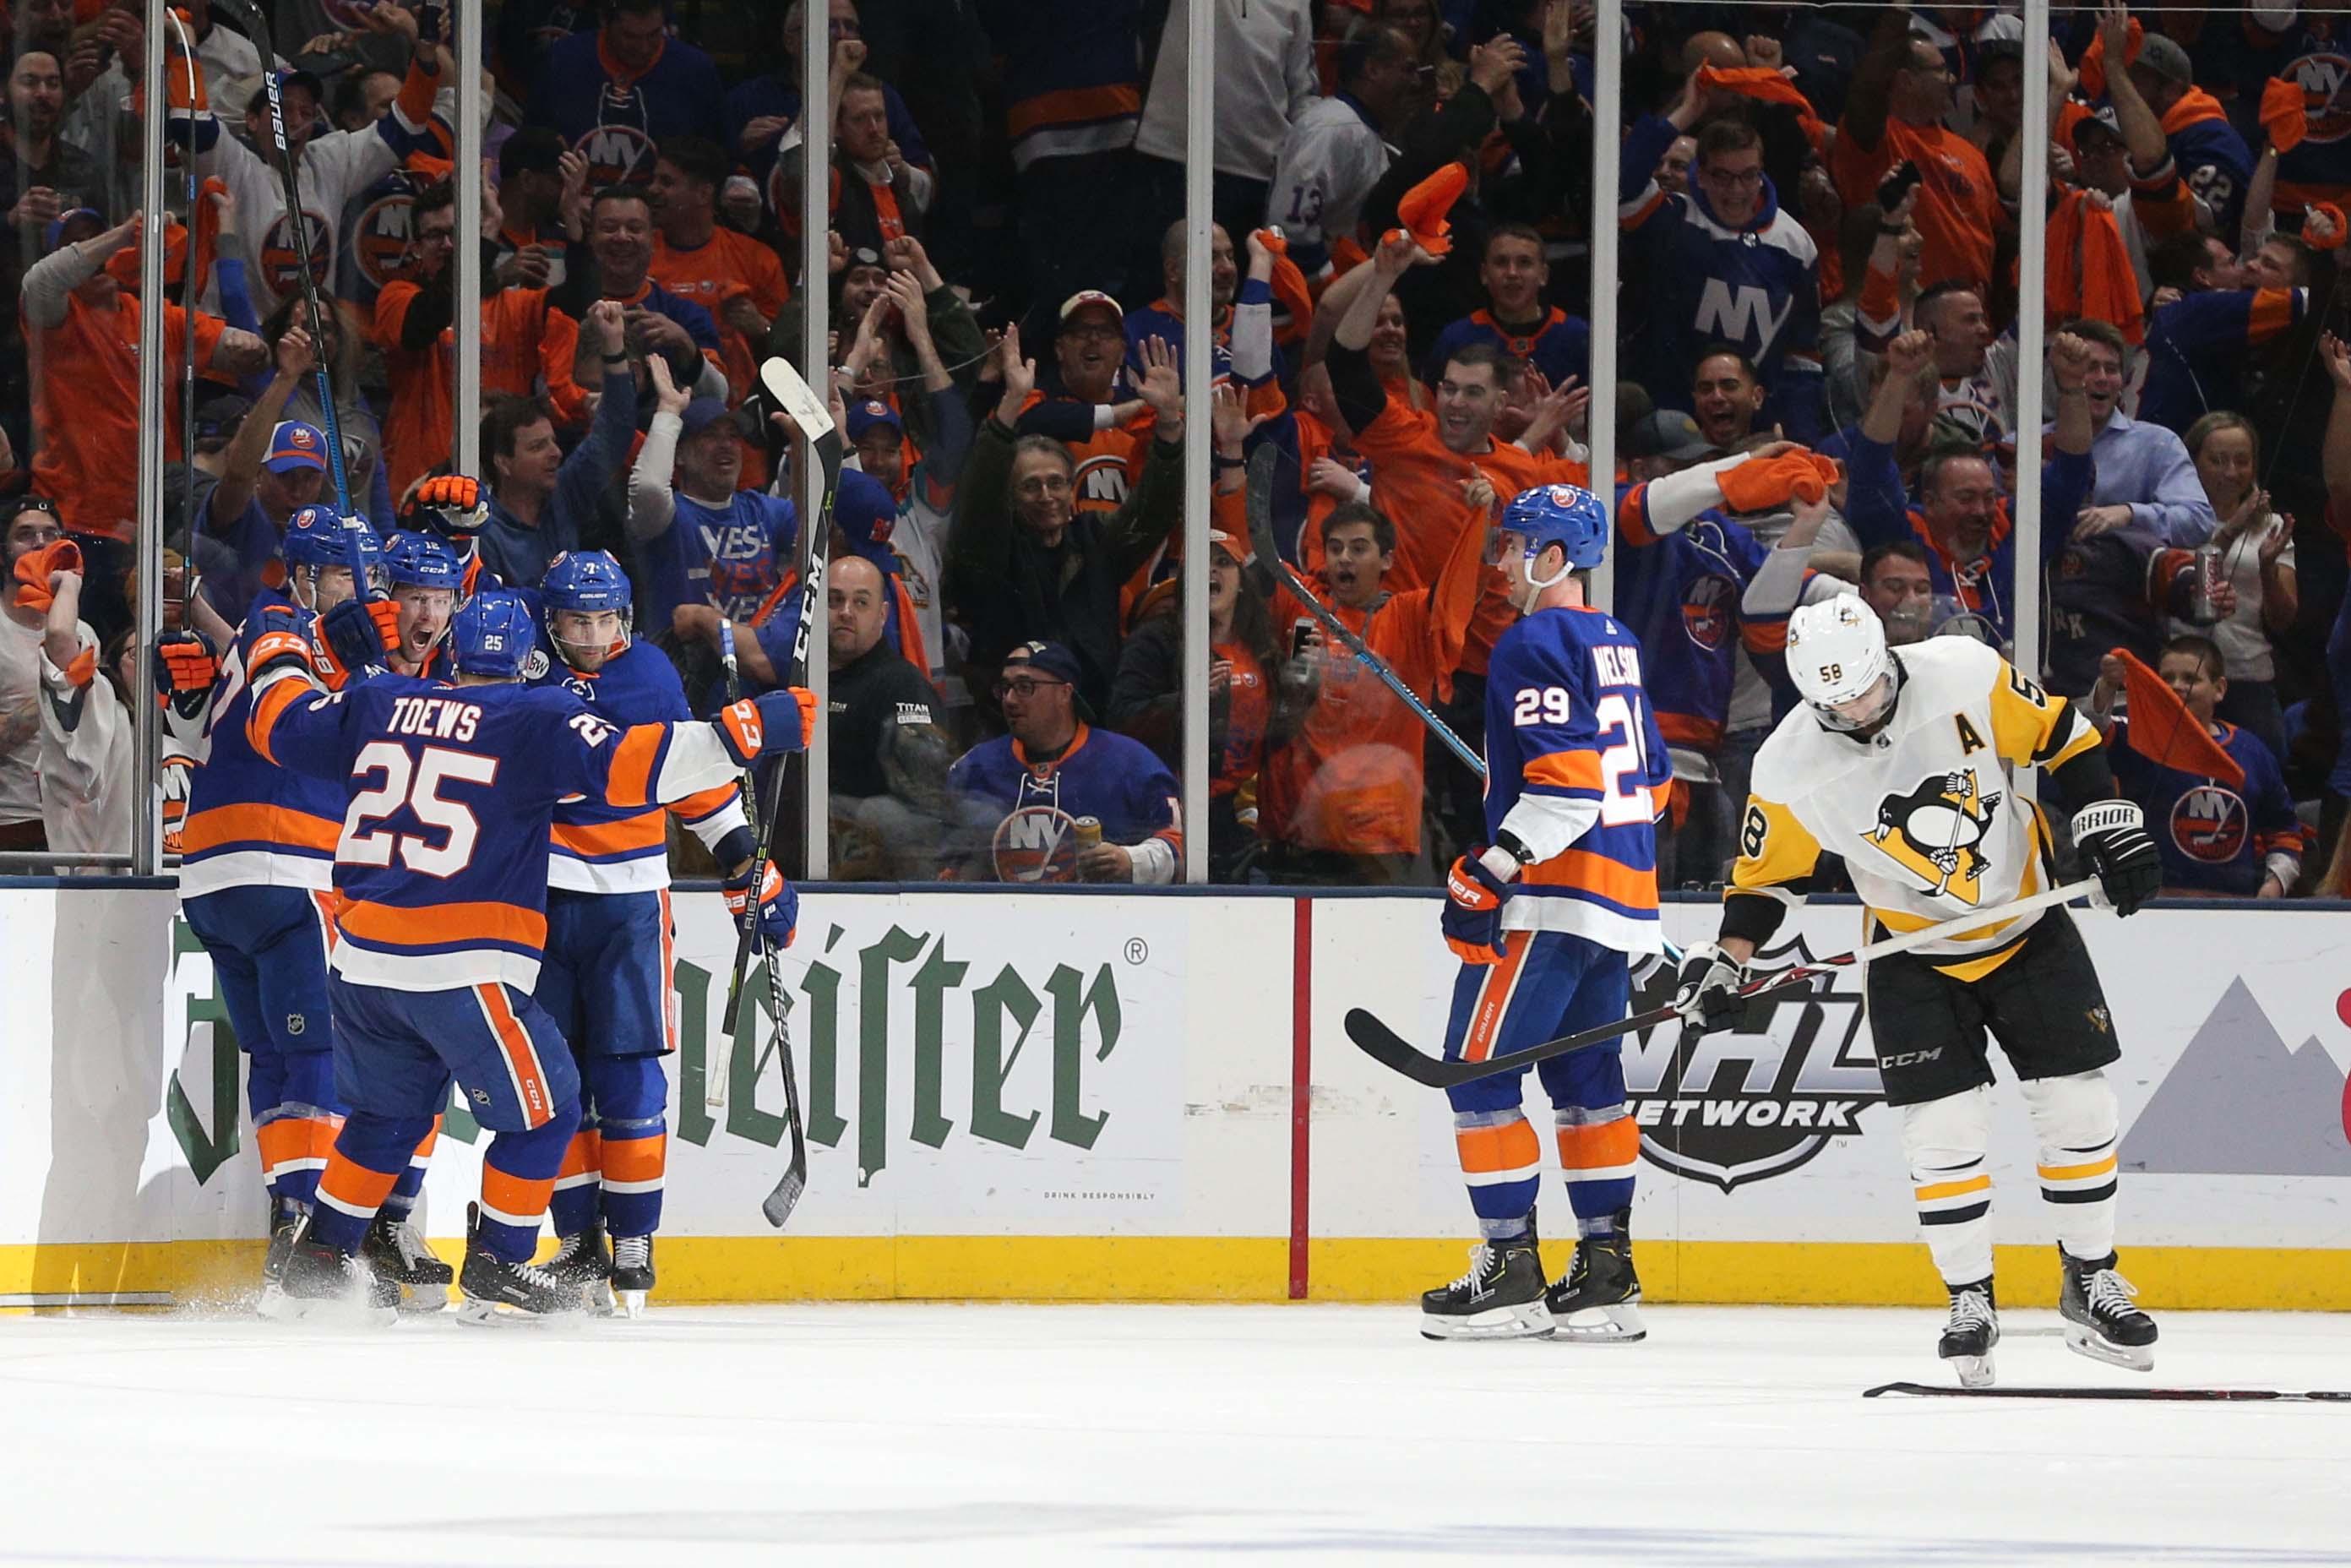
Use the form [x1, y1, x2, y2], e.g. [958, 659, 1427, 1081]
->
[1623, 937, 1887, 1191]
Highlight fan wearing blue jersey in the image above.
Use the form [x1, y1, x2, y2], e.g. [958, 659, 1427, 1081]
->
[529, 552, 769, 1315]
[245, 589, 815, 1324]
[1422, 484, 1671, 1345]
[157, 509, 452, 1308]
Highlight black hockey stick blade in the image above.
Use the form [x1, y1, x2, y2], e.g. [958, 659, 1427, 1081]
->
[1244, 443, 1281, 568]
[1864, 1381, 2351, 1402]
[1343, 1002, 1678, 1089]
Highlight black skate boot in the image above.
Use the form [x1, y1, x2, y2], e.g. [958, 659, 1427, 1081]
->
[259, 1194, 307, 1303]
[360, 1211, 453, 1313]
[1420, 1228, 1551, 1342]
[545, 1223, 615, 1315]
[1938, 1278, 2000, 1388]
[610, 1233, 655, 1318]
[1543, 1212, 1646, 1342]
[2059, 1248, 2157, 1371]
[455, 1203, 586, 1326]
[258, 1218, 398, 1326]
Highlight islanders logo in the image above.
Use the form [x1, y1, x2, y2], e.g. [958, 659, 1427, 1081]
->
[2170, 785, 2248, 864]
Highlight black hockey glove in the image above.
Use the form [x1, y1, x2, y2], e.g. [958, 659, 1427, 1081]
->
[2072, 799, 2161, 917]
[1672, 942, 1746, 1036]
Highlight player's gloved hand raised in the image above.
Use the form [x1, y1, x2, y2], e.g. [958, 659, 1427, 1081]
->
[151, 629, 219, 708]
[716, 689, 820, 765]
[1440, 852, 1512, 965]
[2072, 799, 2161, 917]
[1672, 942, 1747, 1036]
[322, 594, 402, 676]
[722, 858, 798, 950]
[403, 473, 487, 537]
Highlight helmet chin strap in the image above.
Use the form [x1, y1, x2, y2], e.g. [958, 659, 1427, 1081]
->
[1516, 549, 1574, 613]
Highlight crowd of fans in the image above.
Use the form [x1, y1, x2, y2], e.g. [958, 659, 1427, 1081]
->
[7, 0, 2351, 902]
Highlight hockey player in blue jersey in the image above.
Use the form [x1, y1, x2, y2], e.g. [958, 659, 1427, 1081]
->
[320, 530, 463, 685]
[159, 509, 457, 1307]
[246, 589, 815, 1323]
[1422, 484, 1673, 1344]
[528, 551, 771, 1315]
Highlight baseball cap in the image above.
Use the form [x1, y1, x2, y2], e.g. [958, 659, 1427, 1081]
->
[498, 125, 565, 180]
[845, 398, 903, 442]
[1623, 409, 1717, 464]
[273, 68, 326, 103]
[678, 398, 740, 439]
[1003, 640, 1091, 719]
[1059, 289, 1124, 326]
[194, 394, 253, 444]
[2071, 105, 2125, 148]
[1208, 528, 1244, 563]
[2132, 34, 2193, 86]
[264, 421, 329, 474]
[831, 468, 900, 565]
[43, 206, 102, 253]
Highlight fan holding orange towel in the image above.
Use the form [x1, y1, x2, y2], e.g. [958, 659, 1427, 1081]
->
[1385, 162, 1470, 257]
[1695, 63, 1826, 150]
[1715, 451, 1842, 514]
[11, 538, 84, 617]
[2044, 189, 2145, 346]
[2104, 646, 2244, 790]
[2261, 77, 2308, 153]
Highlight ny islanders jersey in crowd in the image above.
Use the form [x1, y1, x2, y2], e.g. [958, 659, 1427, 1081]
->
[178, 586, 346, 898]
[247, 672, 741, 992]
[2111, 716, 2303, 896]
[1614, 487, 1772, 757]
[1731, 639, 2101, 977]
[531, 640, 745, 894]
[1483, 606, 1672, 950]
[947, 722, 1181, 883]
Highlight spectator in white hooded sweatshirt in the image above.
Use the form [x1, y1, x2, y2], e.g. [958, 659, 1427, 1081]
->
[1132, 0, 1317, 262]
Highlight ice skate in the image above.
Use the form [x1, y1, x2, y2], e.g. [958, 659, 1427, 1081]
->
[256, 1194, 307, 1313]
[455, 1204, 586, 1326]
[1420, 1236, 1551, 1341]
[610, 1233, 655, 1319]
[1543, 1215, 1645, 1342]
[256, 1220, 398, 1326]
[2059, 1249, 2157, 1372]
[546, 1223, 615, 1315]
[359, 1211, 452, 1314]
[1937, 1279, 1999, 1388]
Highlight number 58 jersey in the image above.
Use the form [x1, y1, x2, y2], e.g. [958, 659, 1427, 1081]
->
[1732, 638, 2102, 977]
[1483, 605, 1673, 950]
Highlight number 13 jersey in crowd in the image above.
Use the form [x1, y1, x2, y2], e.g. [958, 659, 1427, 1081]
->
[1482, 604, 1673, 950]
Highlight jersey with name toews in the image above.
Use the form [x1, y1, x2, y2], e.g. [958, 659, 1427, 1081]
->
[1482, 605, 1672, 950]
[530, 640, 747, 894]
[246, 673, 747, 993]
[1730, 638, 2101, 978]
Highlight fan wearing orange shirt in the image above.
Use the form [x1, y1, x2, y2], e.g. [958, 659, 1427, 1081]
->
[649, 135, 791, 403]
[374, 182, 588, 498]
[1831, 3, 2002, 295]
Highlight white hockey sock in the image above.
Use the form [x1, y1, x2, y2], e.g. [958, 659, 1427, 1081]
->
[2021, 1070, 2120, 1261]
[1902, 1087, 1994, 1285]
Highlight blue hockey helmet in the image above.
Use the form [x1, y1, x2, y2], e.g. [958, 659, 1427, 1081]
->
[541, 549, 634, 615]
[281, 506, 383, 569]
[1498, 483, 1609, 572]
[449, 588, 536, 679]
[383, 529, 462, 592]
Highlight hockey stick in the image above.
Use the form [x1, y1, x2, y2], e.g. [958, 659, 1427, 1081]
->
[165, 8, 199, 591]
[213, 0, 358, 577]
[1346, 878, 2099, 1089]
[1864, 1381, 2351, 1402]
[1242, 444, 1486, 777]
[716, 357, 842, 1228]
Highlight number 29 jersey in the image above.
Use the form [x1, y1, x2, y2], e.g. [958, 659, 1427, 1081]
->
[1483, 605, 1673, 950]
[1730, 638, 2102, 978]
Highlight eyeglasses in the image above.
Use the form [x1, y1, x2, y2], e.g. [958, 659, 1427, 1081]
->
[1015, 473, 1073, 497]
[1699, 166, 1765, 188]
[993, 676, 1069, 700]
[415, 226, 457, 246]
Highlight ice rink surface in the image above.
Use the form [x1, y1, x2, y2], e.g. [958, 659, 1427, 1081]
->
[4, 1302, 2348, 1567]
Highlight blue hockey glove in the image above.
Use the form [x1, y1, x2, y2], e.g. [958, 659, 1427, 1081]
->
[322, 593, 401, 676]
[723, 858, 798, 950]
[1440, 852, 1511, 965]
[716, 689, 818, 765]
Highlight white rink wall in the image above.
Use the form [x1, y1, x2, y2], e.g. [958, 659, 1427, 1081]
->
[4, 885, 2349, 1308]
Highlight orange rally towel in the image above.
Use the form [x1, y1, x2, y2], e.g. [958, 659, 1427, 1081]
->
[2307, 202, 2349, 249]
[11, 537, 84, 614]
[104, 178, 226, 297]
[2044, 190, 2146, 346]
[1388, 161, 1469, 257]
[1716, 452, 1839, 513]
[2110, 646, 2245, 790]
[1696, 64, 1826, 150]
[1254, 230, 1316, 343]
[2076, 18, 2142, 101]
[2158, 87, 2232, 137]
[2263, 77, 2308, 153]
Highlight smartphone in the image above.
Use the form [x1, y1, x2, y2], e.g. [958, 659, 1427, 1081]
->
[1875, 160, 1922, 213]
[1291, 618, 1315, 658]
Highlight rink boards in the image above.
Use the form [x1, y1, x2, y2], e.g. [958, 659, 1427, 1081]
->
[3, 885, 2348, 1309]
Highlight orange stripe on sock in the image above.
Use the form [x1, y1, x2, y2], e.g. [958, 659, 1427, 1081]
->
[480, 1165, 556, 1223]
[410, 1115, 442, 1164]
[255, 1118, 326, 1175]
[1555, 1117, 1641, 1172]
[558, 1130, 604, 1181]
[1453, 1118, 1538, 1176]
[318, 1151, 400, 1211]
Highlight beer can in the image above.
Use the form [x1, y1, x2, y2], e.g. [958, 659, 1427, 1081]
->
[1073, 817, 1103, 850]
[2190, 545, 2222, 624]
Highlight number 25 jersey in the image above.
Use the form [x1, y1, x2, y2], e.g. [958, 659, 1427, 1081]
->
[1731, 638, 2102, 977]
[1482, 605, 1673, 951]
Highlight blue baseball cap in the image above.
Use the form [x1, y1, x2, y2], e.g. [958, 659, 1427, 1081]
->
[264, 421, 329, 474]
[845, 398, 902, 442]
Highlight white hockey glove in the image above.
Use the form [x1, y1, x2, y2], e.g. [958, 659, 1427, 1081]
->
[1672, 942, 1746, 1036]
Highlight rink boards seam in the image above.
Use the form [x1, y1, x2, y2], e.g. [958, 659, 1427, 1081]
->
[8, 1239, 2351, 1310]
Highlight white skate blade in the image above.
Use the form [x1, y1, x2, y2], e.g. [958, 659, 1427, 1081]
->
[617, 1289, 647, 1319]
[1547, 1299, 1646, 1343]
[392, 1284, 449, 1315]
[1945, 1353, 1996, 1389]
[1419, 1300, 1554, 1342]
[454, 1295, 579, 1329]
[2065, 1324, 2155, 1372]
[257, 1284, 395, 1328]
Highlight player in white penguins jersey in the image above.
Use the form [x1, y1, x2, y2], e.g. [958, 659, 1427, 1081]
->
[1671, 595, 2163, 1386]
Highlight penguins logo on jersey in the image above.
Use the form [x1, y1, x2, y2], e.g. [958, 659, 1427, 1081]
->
[2171, 784, 2249, 863]
[1864, 769, 2002, 904]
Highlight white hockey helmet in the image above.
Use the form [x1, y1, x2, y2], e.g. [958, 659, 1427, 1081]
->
[1786, 593, 1898, 733]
